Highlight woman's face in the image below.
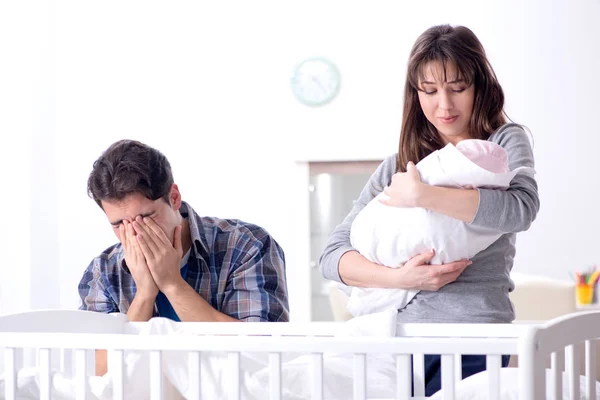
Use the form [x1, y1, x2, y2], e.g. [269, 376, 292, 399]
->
[417, 61, 475, 145]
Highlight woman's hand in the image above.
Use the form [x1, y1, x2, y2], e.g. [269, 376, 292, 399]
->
[379, 162, 426, 208]
[338, 249, 471, 291]
[393, 249, 472, 291]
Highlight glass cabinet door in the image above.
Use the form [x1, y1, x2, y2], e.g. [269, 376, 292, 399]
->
[308, 161, 381, 321]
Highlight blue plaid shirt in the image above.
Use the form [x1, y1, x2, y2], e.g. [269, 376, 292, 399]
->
[78, 202, 289, 322]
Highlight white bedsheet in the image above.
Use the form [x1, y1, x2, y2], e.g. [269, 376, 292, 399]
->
[347, 142, 533, 317]
[430, 367, 600, 400]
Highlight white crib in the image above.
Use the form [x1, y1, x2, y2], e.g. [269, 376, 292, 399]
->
[0, 310, 599, 399]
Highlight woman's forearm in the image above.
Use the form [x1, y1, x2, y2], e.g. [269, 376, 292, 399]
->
[339, 251, 405, 289]
[417, 185, 479, 223]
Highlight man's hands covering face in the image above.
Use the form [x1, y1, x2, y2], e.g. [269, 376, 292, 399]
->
[119, 221, 159, 299]
[132, 216, 184, 294]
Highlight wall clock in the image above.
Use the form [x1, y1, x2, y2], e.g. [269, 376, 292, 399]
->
[290, 57, 341, 107]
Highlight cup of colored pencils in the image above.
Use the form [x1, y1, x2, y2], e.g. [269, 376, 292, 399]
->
[574, 266, 600, 305]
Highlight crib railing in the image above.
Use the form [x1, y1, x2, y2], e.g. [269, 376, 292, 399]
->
[519, 311, 600, 400]
[1, 310, 599, 400]
[1, 332, 516, 400]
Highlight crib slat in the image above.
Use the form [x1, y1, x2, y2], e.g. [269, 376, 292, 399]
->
[441, 354, 455, 400]
[60, 348, 66, 373]
[269, 352, 282, 400]
[353, 353, 366, 400]
[15, 348, 26, 372]
[310, 353, 324, 400]
[486, 354, 501, 400]
[188, 351, 201, 400]
[4, 348, 16, 400]
[111, 349, 125, 400]
[413, 353, 425, 397]
[228, 352, 241, 400]
[454, 353, 462, 383]
[40, 348, 51, 400]
[150, 351, 163, 400]
[75, 349, 87, 400]
[550, 350, 564, 400]
[60, 348, 74, 375]
[566, 344, 580, 400]
[395, 354, 411, 400]
[86, 349, 96, 378]
[585, 340, 597, 400]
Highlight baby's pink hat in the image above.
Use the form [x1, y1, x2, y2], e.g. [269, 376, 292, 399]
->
[456, 139, 509, 173]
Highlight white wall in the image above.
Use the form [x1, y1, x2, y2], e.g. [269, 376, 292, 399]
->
[0, 0, 49, 315]
[2, 0, 599, 318]
[0, 3, 32, 315]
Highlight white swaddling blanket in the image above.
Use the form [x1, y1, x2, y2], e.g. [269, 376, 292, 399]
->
[347, 140, 534, 317]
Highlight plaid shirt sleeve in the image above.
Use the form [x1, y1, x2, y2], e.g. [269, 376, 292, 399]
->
[78, 258, 119, 313]
[221, 228, 289, 322]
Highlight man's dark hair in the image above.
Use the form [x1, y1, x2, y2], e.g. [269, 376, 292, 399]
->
[87, 140, 174, 208]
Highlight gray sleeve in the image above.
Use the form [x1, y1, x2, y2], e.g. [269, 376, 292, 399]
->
[471, 123, 540, 232]
[318, 155, 397, 283]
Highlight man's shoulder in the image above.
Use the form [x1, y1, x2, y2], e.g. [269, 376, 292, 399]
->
[185, 202, 280, 259]
[194, 216, 284, 273]
[186, 202, 270, 244]
[199, 216, 274, 244]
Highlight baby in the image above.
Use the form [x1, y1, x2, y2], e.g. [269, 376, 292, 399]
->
[347, 139, 533, 317]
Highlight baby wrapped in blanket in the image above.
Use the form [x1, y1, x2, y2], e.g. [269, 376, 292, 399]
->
[347, 139, 533, 317]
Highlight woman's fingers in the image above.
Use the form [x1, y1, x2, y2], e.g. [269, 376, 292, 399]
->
[403, 255, 471, 291]
[397, 251, 472, 291]
[432, 260, 472, 289]
[439, 260, 472, 275]
[406, 249, 436, 267]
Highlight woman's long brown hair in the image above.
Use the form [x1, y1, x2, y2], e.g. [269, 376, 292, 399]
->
[397, 25, 507, 172]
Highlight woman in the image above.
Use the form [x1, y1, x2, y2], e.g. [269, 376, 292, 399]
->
[319, 24, 539, 396]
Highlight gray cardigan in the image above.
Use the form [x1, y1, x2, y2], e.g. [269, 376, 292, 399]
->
[318, 123, 540, 323]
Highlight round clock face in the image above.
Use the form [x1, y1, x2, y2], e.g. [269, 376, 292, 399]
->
[290, 57, 341, 107]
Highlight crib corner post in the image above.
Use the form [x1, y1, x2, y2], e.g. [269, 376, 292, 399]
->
[518, 327, 545, 400]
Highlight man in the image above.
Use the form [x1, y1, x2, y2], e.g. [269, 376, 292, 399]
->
[78, 140, 289, 373]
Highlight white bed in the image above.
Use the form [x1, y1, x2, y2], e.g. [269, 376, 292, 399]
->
[0, 309, 599, 399]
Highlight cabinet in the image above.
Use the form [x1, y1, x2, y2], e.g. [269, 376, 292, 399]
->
[292, 160, 381, 321]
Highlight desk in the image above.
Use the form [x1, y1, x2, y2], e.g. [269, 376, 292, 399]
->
[576, 302, 600, 311]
